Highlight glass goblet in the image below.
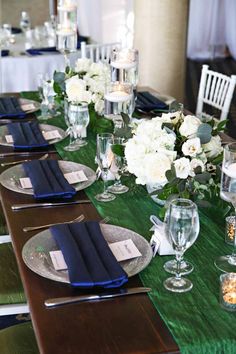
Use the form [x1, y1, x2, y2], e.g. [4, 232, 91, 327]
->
[64, 102, 89, 151]
[108, 137, 129, 194]
[163, 198, 199, 293]
[215, 143, 236, 272]
[95, 133, 116, 203]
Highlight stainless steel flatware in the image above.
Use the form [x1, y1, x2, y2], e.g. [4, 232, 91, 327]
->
[0, 150, 56, 158]
[12, 199, 92, 211]
[1, 153, 49, 167]
[45, 287, 151, 308]
[23, 213, 85, 232]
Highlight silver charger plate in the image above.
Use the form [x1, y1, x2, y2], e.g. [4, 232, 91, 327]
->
[0, 160, 96, 194]
[19, 98, 41, 114]
[22, 224, 153, 283]
[0, 123, 66, 147]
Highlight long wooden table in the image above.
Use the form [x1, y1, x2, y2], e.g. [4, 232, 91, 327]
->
[0, 111, 179, 353]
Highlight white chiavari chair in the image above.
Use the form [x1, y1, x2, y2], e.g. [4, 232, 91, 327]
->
[80, 41, 121, 63]
[196, 64, 236, 121]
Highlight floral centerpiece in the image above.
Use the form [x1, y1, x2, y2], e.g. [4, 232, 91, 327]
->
[124, 112, 226, 205]
[53, 58, 113, 133]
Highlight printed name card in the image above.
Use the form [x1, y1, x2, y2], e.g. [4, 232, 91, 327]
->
[19, 170, 88, 189]
[21, 104, 36, 111]
[5, 130, 61, 144]
[49, 239, 142, 271]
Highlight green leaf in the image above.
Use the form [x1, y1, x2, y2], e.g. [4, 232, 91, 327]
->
[194, 171, 211, 184]
[114, 127, 132, 140]
[111, 144, 125, 157]
[216, 119, 227, 132]
[197, 123, 212, 144]
[120, 112, 130, 126]
[53, 71, 65, 84]
[211, 152, 223, 165]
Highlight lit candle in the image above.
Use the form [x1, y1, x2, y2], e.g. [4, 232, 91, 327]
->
[110, 60, 136, 70]
[220, 273, 236, 311]
[105, 91, 132, 103]
[224, 162, 236, 178]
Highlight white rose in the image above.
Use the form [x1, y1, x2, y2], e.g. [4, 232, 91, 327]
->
[94, 99, 104, 115]
[189, 158, 205, 176]
[182, 137, 202, 157]
[202, 135, 223, 159]
[174, 157, 191, 179]
[65, 76, 91, 104]
[179, 115, 201, 138]
[75, 58, 91, 73]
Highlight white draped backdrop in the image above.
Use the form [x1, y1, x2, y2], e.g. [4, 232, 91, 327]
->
[187, 0, 236, 60]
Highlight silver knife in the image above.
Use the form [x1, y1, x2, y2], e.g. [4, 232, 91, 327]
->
[12, 199, 92, 210]
[45, 287, 151, 308]
[0, 150, 57, 158]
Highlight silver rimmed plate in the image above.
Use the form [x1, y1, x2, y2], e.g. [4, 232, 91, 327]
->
[22, 224, 152, 283]
[19, 98, 41, 114]
[0, 123, 66, 147]
[0, 160, 96, 194]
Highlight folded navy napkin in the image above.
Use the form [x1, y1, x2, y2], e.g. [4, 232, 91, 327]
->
[51, 221, 128, 288]
[1, 50, 9, 57]
[136, 91, 168, 112]
[7, 121, 49, 149]
[0, 97, 26, 118]
[11, 27, 22, 34]
[26, 47, 58, 56]
[23, 159, 76, 200]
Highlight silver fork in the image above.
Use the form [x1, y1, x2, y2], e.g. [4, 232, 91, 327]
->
[1, 153, 49, 167]
[23, 214, 85, 232]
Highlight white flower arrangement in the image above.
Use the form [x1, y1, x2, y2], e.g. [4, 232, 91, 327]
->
[54, 58, 110, 115]
[124, 112, 224, 201]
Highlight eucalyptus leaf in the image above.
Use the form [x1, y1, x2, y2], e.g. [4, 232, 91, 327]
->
[194, 171, 211, 184]
[197, 123, 212, 144]
[121, 112, 130, 126]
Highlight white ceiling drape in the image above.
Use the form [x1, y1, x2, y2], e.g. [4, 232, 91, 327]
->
[187, 0, 236, 60]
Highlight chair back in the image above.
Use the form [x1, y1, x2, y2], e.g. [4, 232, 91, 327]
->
[80, 41, 121, 63]
[196, 64, 236, 121]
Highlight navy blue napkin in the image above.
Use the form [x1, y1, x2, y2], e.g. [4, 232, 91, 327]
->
[136, 91, 168, 112]
[23, 159, 76, 200]
[0, 97, 26, 118]
[26, 47, 58, 56]
[1, 50, 9, 57]
[51, 221, 128, 288]
[7, 121, 49, 149]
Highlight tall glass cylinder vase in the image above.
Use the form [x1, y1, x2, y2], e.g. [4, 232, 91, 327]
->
[56, 0, 77, 67]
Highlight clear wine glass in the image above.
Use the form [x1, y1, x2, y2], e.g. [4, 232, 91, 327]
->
[64, 102, 89, 151]
[215, 143, 236, 272]
[95, 133, 116, 203]
[108, 137, 129, 194]
[163, 198, 199, 293]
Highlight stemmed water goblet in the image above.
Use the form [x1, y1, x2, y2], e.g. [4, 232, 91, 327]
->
[64, 102, 89, 151]
[95, 133, 116, 202]
[108, 137, 129, 194]
[163, 198, 199, 293]
[215, 143, 236, 272]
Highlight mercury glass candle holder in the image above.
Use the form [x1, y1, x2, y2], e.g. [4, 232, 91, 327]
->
[220, 273, 236, 311]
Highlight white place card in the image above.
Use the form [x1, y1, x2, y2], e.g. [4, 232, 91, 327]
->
[50, 250, 68, 271]
[5, 130, 61, 144]
[108, 239, 142, 262]
[19, 170, 88, 189]
[5, 135, 13, 144]
[64, 171, 88, 184]
[21, 103, 35, 111]
[49, 239, 142, 271]
[42, 130, 62, 140]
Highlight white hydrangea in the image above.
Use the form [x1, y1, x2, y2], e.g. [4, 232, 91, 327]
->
[202, 135, 223, 159]
[125, 118, 176, 186]
[174, 157, 191, 179]
[75, 58, 92, 73]
[182, 137, 202, 157]
[179, 115, 201, 138]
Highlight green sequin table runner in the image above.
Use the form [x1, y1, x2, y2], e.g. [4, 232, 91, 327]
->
[21, 92, 236, 354]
